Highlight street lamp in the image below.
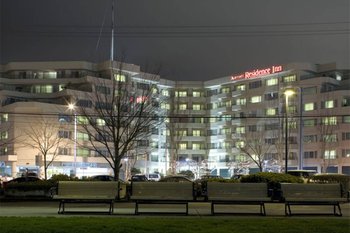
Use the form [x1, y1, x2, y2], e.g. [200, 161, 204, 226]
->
[284, 89, 295, 174]
[68, 103, 77, 176]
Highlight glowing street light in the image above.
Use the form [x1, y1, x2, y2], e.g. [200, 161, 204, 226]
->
[68, 103, 77, 176]
[284, 89, 295, 174]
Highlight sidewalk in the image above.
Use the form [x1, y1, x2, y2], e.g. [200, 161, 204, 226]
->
[0, 201, 349, 217]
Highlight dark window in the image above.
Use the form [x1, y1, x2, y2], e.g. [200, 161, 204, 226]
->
[248, 80, 262, 89]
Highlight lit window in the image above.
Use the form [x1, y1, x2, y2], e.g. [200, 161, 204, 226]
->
[222, 142, 231, 149]
[77, 116, 89, 125]
[236, 84, 246, 91]
[192, 130, 201, 136]
[33, 85, 53, 93]
[163, 129, 170, 136]
[322, 116, 337, 125]
[304, 103, 315, 111]
[161, 103, 170, 110]
[236, 98, 246, 105]
[193, 104, 201, 110]
[96, 118, 105, 126]
[266, 108, 277, 116]
[236, 126, 245, 134]
[114, 74, 126, 82]
[324, 150, 336, 159]
[77, 132, 89, 141]
[0, 114, 8, 123]
[283, 75, 296, 82]
[221, 128, 231, 135]
[266, 78, 278, 86]
[193, 91, 201, 97]
[235, 141, 245, 148]
[178, 130, 187, 136]
[179, 103, 187, 110]
[179, 143, 187, 150]
[175, 91, 187, 97]
[0, 147, 8, 156]
[325, 100, 334, 109]
[0, 131, 8, 140]
[251, 96, 262, 103]
[162, 89, 170, 97]
[192, 143, 201, 150]
[221, 87, 230, 93]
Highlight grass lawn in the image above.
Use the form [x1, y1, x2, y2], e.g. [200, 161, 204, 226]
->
[0, 217, 349, 233]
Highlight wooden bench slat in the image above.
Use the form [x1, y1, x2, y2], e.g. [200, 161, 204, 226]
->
[130, 182, 194, 215]
[53, 181, 119, 215]
[281, 183, 345, 216]
[207, 183, 270, 216]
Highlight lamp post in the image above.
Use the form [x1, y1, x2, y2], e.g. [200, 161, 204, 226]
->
[68, 103, 77, 176]
[284, 90, 295, 174]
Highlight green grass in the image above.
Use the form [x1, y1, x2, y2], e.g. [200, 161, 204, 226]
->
[0, 217, 349, 233]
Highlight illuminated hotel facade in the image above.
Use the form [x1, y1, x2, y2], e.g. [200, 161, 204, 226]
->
[0, 61, 349, 178]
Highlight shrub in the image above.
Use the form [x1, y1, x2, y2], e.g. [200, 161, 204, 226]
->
[5, 180, 55, 192]
[207, 178, 238, 183]
[49, 174, 74, 182]
[178, 170, 195, 180]
[240, 172, 303, 200]
[240, 172, 304, 186]
[309, 174, 350, 196]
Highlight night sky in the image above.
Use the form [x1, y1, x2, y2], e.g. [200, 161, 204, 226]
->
[1, 0, 349, 81]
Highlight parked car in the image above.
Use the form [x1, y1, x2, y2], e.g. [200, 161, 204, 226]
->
[159, 175, 192, 183]
[147, 173, 161, 181]
[91, 175, 115, 181]
[130, 174, 149, 182]
[2, 176, 41, 189]
[287, 170, 317, 182]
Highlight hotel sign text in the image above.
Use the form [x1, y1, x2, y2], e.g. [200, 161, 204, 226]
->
[231, 65, 283, 81]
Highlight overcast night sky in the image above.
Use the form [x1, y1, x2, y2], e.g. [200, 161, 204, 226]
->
[1, 0, 349, 81]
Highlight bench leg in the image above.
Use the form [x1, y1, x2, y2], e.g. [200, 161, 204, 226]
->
[334, 203, 342, 216]
[109, 201, 114, 215]
[285, 203, 292, 216]
[185, 203, 188, 216]
[58, 201, 65, 214]
[135, 202, 139, 215]
[211, 203, 215, 215]
[260, 203, 266, 216]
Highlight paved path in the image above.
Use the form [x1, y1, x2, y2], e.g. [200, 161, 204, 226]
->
[0, 201, 349, 218]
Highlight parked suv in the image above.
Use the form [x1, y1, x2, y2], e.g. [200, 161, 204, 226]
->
[147, 173, 161, 181]
[287, 170, 317, 182]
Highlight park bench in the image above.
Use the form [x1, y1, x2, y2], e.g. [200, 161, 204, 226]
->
[130, 182, 195, 215]
[53, 181, 120, 214]
[206, 182, 270, 215]
[280, 183, 347, 216]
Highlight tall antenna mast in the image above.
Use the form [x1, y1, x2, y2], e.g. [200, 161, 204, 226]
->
[110, 0, 115, 61]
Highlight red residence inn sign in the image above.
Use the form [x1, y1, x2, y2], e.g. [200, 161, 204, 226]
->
[231, 65, 283, 81]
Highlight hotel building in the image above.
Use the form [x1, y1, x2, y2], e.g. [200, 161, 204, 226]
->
[0, 61, 349, 178]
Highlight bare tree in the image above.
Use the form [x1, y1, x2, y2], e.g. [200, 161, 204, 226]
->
[238, 124, 273, 172]
[74, 61, 162, 180]
[22, 118, 65, 180]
